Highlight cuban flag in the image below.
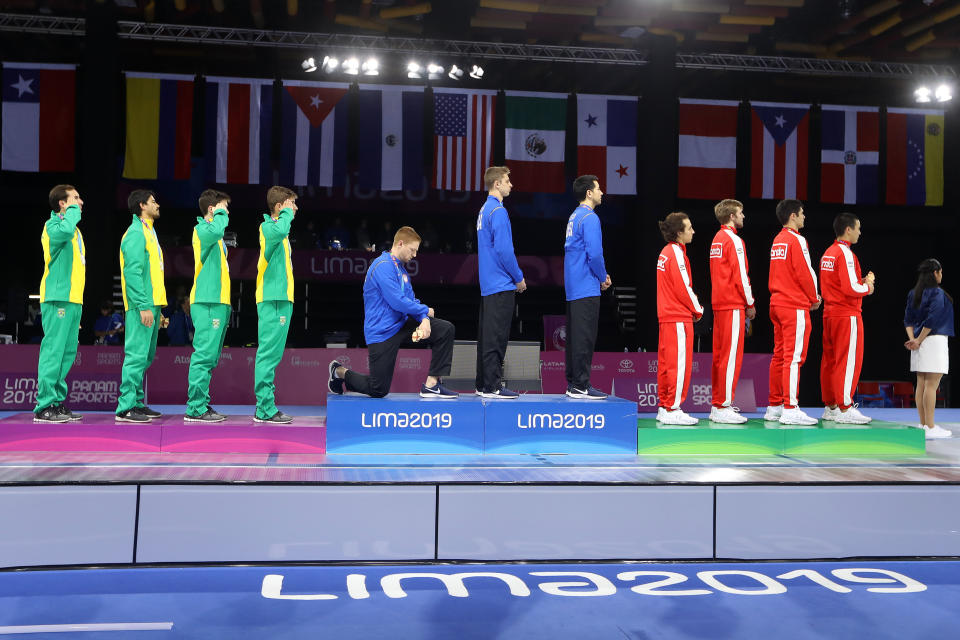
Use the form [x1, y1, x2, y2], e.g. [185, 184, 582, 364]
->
[204, 76, 274, 184]
[820, 105, 879, 205]
[1, 62, 75, 172]
[357, 84, 424, 192]
[279, 80, 350, 187]
[576, 93, 638, 195]
[750, 101, 810, 200]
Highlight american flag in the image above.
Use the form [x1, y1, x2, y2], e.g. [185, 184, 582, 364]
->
[433, 89, 496, 191]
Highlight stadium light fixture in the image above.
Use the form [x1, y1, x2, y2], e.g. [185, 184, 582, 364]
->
[407, 61, 422, 79]
[914, 86, 931, 103]
[469, 64, 484, 80]
[448, 64, 464, 80]
[427, 62, 444, 80]
[343, 57, 360, 75]
[321, 56, 339, 73]
[361, 58, 380, 76]
[301, 57, 317, 73]
[935, 84, 953, 102]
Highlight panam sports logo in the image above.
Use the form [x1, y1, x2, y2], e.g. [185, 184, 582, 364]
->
[656, 255, 668, 272]
[709, 243, 723, 259]
[821, 256, 836, 272]
[770, 243, 788, 260]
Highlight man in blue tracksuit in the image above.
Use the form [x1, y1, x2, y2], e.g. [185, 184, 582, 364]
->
[564, 175, 612, 399]
[327, 226, 457, 399]
[475, 166, 526, 399]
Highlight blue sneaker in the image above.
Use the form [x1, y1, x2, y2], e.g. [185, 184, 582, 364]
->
[481, 387, 519, 399]
[328, 360, 344, 395]
[420, 382, 458, 399]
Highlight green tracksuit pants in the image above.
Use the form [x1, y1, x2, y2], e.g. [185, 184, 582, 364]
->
[186, 303, 230, 417]
[254, 300, 292, 419]
[117, 305, 160, 415]
[34, 301, 82, 413]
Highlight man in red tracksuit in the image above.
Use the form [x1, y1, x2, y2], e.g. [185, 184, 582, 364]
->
[766, 199, 821, 426]
[819, 213, 875, 424]
[709, 199, 755, 424]
[656, 212, 703, 426]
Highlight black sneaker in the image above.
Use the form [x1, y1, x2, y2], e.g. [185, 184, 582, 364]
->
[206, 406, 226, 421]
[116, 409, 151, 423]
[420, 382, 459, 399]
[328, 360, 345, 395]
[254, 411, 294, 424]
[56, 404, 83, 421]
[34, 406, 69, 423]
[138, 406, 162, 418]
[184, 409, 227, 423]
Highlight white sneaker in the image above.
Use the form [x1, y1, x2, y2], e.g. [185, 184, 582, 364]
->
[656, 407, 668, 422]
[763, 405, 783, 421]
[835, 405, 872, 425]
[658, 408, 698, 426]
[779, 407, 819, 426]
[677, 410, 699, 425]
[925, 424, 952, 439]
[710, 406, 748, 424]
[821, 406, 840, 421]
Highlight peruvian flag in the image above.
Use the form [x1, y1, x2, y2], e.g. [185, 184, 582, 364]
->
[1, 62, 76, 172]
[204, 76, 274, 184]
[677, 99, 738, 199]
[750, 101, 810, 200]
[279, 80, 350, 187]
[820, 105, 879, 205]
[576, 93, 637, 195]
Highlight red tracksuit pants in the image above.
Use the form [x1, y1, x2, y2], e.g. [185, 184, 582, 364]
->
[821, 314, 864, 410]
[712, 309, 745, 408]
[768, 306, 811, 409]
[658, 321, 694, 410]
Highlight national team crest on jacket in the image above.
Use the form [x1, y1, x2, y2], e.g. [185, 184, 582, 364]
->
[212, 318, 221, 329]
[57, 308, 65, 318]
[279, 316, 287, 326]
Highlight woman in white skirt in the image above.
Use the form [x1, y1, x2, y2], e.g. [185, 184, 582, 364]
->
[904, 259, 954, 439]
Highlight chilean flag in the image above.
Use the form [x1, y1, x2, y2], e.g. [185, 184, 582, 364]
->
[357, 84, 424, 192]
[279, 80, 349, 187]
[820, 105, 879, 205]
[576, 93, 638, 195]
[1, 62, 75, 172]
[204, 76, 274, 184]
[750, 101, 810, 200]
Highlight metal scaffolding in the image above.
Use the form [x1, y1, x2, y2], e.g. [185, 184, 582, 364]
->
[0, 11, 956, 79]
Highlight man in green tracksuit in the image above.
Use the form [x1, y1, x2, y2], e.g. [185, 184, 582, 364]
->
[34, 184, 86, 424]
[185, 189, 232, 423]
[116, 189, 167, 423]
[254, 185, 297, 424]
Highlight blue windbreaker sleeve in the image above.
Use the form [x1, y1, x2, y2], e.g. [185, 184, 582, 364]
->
[372, 265, 429, 321]
[492, 210, 524, 284]
[583, 214, 608, 284]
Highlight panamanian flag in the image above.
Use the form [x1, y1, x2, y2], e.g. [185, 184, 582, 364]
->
[279, 80, 349, 187]
[576, 93, 638, 195]
[820, 105, 879, 205]
[749, 101, 810, 200]
[1, 62, 76, 172]
[357, 84, 424, 192]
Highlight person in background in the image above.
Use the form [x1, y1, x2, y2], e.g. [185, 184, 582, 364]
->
[323, 216, 352, 250]
[355, 218, 374, 252]
[165, 298, 194, 346]
[94, 300, 124, 346]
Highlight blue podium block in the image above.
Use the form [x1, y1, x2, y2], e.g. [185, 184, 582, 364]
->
[326, 394, 485, 454]
[483, 394, 638, 454]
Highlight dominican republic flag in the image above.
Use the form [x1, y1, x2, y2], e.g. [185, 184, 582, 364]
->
[433, 88, 496, 191]
[750, 101, 810, 200]
[280, 80, 350, 187]
[123, 72, 194, 180]
[886, 107, 945, 207]
[204, 76, 273, 184]
[1, 62, 75, 172]
[357, 84, 424, 192]
[576, 93, 637, 195]
[677, 98, 738, 200]
[504, 90, 566, 193]
[820, 105, 879, 205]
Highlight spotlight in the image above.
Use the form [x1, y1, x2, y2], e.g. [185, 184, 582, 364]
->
[915, 86, 932, 103]
[469, 64, 484, 80]
[935, 83, 953, 102]
[301, 57, 317, 73]
[361, 57, 379, 76]
[427, 63, 444, 79]
[448, 64, 464, 80]
[342, 57, 360, 75]
[407, 61, 422, 79]
[321, 55, 339, 73]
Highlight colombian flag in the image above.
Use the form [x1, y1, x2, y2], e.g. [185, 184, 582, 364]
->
[886, 107, 944, 206]
[122, 72, 194, 180]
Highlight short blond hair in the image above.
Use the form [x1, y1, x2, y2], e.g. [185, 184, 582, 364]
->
[714, 199, 743, 224]
[484, 166, 510, 191]
[393, 226, 422, 245]
[267, 185, 297, 212]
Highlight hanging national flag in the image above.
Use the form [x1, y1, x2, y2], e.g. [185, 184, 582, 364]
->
[279, 79, 350, 187]
[576, 93, 637, 195]
[433, 88, 496, 191]
[821, 105, 879, 205]
[886, 107, 945, 206]
[504, 90, 567, 193]
[2, 62, 75, 173]
[677, 98, 738, 200]
[749, 101, 810, 200]
[122, 72, 194, 180]
[357, 84, 424, 192]
[204, 76, 273, 185]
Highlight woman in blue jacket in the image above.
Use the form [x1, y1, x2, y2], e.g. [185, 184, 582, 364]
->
[904, 259, 954, 439]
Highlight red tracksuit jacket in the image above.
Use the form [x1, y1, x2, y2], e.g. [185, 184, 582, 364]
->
[657, 242, 704, 322]
[820, 240, 869, 317]
[710, 225, 755, 310]
[768, 227, 819, 309]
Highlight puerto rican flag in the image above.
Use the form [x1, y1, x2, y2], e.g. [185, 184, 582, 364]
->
[204, 76, 274, 184]
[750, 101, 810, 200]
[820, 105, 879, 205]
[677, 98, 739, 200]
[576, 93, 638, 195]
[357, 84, 424, 192]
[280, 80, 350, 187]
[1, 62, 75, 172]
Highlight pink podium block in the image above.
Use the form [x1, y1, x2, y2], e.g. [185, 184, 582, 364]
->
[0, 414, 162, 452]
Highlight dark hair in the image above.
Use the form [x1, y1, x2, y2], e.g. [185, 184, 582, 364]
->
[127, 189, 156, 216]
[198, 189, 230, 215]
[658, 212, 689, 243]
[267, 185, 297, 212]
[913, 258, 951, 308]
[572, 175, 599, 202]
[48, 184, 76, 211]
[833, 212, 859, 238]
[775, 199, 803, 225]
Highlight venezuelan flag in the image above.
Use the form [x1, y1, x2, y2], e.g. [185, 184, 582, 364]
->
[123, 72, 194, 180]
[886, 107, 945, 206]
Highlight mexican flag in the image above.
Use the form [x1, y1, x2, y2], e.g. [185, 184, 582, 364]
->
[504, 91, 567, 193]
